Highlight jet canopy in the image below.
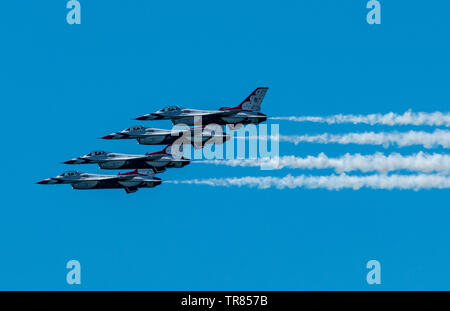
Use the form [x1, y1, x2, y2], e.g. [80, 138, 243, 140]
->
[61, 171, 81, 177]
[158, 106, 182, 113]
[125, 126, 146, 132]
[87, 151, 107, 157]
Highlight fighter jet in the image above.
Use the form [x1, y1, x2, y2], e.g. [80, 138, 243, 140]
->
[101, 125, 230, 148]
[63, 145, 190, 170]
[36, 169, 162, 194]
[134, 87, 269, 126]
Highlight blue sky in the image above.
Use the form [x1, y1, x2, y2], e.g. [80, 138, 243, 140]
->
[1, 1, 449, 290]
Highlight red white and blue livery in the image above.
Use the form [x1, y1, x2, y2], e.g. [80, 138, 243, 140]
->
[63, 145, 190, 170]
[37, 169, 162, 194]
[101, 125, 230, 147]
[135, 87, 269, 126]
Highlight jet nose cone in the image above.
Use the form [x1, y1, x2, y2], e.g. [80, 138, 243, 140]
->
[135, 115, 148, 121]
[101, 134, 115, 140]
[64, 159, 76, 164]
[36, 179, 50, 184]
[224, 133, 231, 142]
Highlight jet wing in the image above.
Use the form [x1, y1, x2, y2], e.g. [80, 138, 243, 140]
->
[148, 155, 187, 162]
[143, 129, 188, 136]
[217, 109, 243, 116]
[75, 174, 137, 182]
[144, 154, 165, 160]
[103, 155, 149, 162]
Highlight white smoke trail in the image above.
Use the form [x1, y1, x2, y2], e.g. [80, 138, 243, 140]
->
[198, 152, 450, 174]
[271, 110, 450, 127]
[237, 129, 450, 148]
[166, 173, 450, 190]
[278, 129, 450, 148]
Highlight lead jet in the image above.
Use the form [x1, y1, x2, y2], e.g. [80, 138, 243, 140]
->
[101, 125, 229, 148]
[134, 87, 269, 126]
[37, 169, 162, 194]
[63, 145, 190, 170]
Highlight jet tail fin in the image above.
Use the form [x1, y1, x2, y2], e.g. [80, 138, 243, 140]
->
[219, 87, 269, 112]
[162, 145, 170, 153]
[163, 143, 185, 159]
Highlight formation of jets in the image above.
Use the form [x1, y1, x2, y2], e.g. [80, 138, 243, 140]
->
[38, 87, 269, 193]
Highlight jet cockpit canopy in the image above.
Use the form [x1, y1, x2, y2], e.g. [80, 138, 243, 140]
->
[125, 125, 146, 132]
[158, 106, 181, 113]
[87, 151, 107, 157]
[61, 171, 81, 177]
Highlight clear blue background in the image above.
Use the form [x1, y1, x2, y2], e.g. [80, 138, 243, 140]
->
[1, 1, 449, 290]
